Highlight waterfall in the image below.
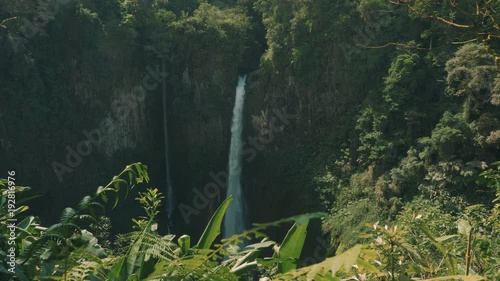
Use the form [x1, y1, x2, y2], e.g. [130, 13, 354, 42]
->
[162, 59, 175, 230]
[224, 76, 247, 239]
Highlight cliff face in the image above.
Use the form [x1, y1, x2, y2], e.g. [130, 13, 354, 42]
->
[167, 65, 239, 236]
[0, 1, 253, 235]
[0, 46, 162, 227]
[241, 1, 381, 225]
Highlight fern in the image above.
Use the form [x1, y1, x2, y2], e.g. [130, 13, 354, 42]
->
[116, 231, 177, 261]
[14, 163, 149, 280]
[45, 223, 81, 237]
[102, 188, 169, 280]
[64, 260, 100, 281]
[61, 248, 104, 281]
[19, 233, 67, 265]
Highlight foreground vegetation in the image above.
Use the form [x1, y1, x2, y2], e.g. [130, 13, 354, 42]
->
[1, 162, 498, 280]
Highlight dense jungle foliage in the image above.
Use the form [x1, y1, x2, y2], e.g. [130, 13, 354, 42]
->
[1, 0, 500, 280]
[1, 163, 498, 280]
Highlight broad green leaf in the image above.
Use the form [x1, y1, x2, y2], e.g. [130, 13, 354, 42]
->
[17, 216, 36, 230]
[275, 220, 309, 274]
[126, 273, 139, 281]
[16, 194, 42, 205]
[400, 242, 423, 261]
[127, 234, 146, 277]
[361, 248, 378, 260]
[178, 234, 191, 254]
[355, 257, 381, 274]
[231, 239, 275, 275]
[276, 244, 363, 281]
[457, 219, 472, 236]
[197, 196, 233, 249]
[252, 212, 327, 229]
[435, 234, 459, 242]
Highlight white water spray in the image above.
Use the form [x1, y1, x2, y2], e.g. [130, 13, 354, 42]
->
[224, 76, 248, 239]
[162, 59, 175, 230]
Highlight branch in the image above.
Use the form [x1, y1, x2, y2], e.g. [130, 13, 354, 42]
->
[0, 17, 18, 29]
[435, 15, 472, 28]
[390, 0, 472, 28]
[357, 42, 428, 50]
[450, 38, 479, 44]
